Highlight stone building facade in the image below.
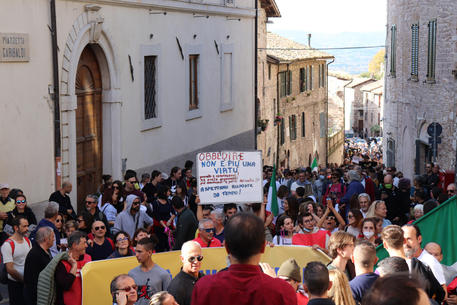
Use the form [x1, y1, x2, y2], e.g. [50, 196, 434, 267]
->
[360, 80, 383, 137]
[0, 0, 256, 209]
[384, 0, 457, 178]
[344, 77, 376, 136]
[257, 32, 335, 168]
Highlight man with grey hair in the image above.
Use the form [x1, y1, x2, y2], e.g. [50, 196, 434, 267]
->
[168, 241, 204, 305]
[30, 202, 61, 256]
[358, 193, 371, 218]
[24, 226, 54, 305]
[210, 209, 225, 244]
[340, 170, 365, 219]
[85, 193, 109, 228]
[193, 219, 221, 248]
[49, 181, 76, 219]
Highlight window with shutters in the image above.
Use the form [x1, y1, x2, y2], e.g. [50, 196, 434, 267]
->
[289, 115, 297, 140]
[427, 19, 437, 83]
[308, 65, 313, 90]
[280, 118, 285, 145]
[268, 63, 271, 80]
[390, 24, 397, 77]
[318, 64, 325, 88]
[300, 68, 305, 92]
[279, 71, 286, 97]
[189, 54, 199, 110]
[411, 23, 419, 80]
[287, 70, 292, 95]
[144, 56, 157, 119]
[301, 112, 305, 137]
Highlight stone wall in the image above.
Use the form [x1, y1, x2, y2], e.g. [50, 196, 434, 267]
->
[384, 0, 457, 178]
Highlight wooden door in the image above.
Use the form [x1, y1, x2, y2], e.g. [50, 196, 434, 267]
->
[75, 46, 102, 212]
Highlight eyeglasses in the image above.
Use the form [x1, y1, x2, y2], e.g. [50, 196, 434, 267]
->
[117, 285, 137, 292]
[348, 214, 354, 218]
[16, 200, 26, 204]
[132, 201, 141, 205]
[127, 180, 137, 184]
[94, 226, 106, 231]
[56, 219, 62, 223]
[113, 186, 120, 190]
[448, 190, 455, 194]
[203, 228, 215, 233]
[327, 216, 336, 220]
[116, 237, 129, 242]
[188, 255, 204, 263]
[85, 201, 96, 204]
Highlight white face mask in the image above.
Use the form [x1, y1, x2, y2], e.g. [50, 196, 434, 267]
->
[363, 231, 375, 239]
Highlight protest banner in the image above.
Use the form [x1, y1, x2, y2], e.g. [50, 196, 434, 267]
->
[81, 245, 331, 305]
[196, 151, 263, 204]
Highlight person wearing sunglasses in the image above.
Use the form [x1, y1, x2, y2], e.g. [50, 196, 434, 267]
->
[168, 241, 204, 305]
[112, 195, 154, 238]
[86, 221, 114, 261]
[108, 231, 134, 259]
[4, 194, 37, 235]
[193, 219, 221, 248]
[110, 274, 138, 305]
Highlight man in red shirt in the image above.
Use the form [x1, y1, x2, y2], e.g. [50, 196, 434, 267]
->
[191, 212, 297, 305]
[193, 219, 221, 248]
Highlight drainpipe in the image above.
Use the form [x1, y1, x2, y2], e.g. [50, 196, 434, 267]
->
[276, 65, 280, 168]
[50, 0, 61, 190]
[254, 0, 258, 149]
[326, 58, 335, 166]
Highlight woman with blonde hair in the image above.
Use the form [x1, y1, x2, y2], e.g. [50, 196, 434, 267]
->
[149, 291, 179, 305]
[328, 269, 356, 305]
[365, 200, 392, 228]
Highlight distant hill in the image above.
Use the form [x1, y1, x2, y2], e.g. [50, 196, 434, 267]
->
[269, 30, 386, 75]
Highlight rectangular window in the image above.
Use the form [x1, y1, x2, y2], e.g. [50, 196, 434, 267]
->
[268, 63, 271, 80]
[289, 115, 297, 140]
[318, 64, 325, 88]
[307, 65, 313, 91]
[144, 56, 157, 119]
[287, 70, 292, 95]
[411, 23, 419, 79]
[390, 24, 397, 77]
[189, 54, 199, 110]
[427, 19, 437, 82]
[301, 112, 305, 137]
[279, 71, 286, 98]
[300, 68, 305, 92]
[280, 118, 285, 145]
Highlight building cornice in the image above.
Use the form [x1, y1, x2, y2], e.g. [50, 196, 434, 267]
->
[64, 0, 255, 18]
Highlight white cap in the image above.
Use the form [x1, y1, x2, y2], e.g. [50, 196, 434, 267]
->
[0, 184, 9, 190]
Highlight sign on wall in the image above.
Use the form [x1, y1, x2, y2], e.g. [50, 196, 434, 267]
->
[0, 33, 29, 62]
[197, 151, 263, 204]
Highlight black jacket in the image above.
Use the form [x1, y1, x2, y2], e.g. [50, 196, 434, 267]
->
[23, 245, 52, 304]
[172, 207, 198, 250]
[168, 270, 204, 305]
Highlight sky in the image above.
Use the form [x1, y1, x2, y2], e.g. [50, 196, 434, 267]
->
[268, 0, 387, 33]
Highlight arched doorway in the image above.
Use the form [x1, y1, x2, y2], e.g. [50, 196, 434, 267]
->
[75, 45, 103, 212]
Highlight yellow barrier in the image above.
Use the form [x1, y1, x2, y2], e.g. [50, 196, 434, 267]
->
[81, 245, 331, 305]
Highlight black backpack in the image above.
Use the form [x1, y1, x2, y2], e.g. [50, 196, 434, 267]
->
[410, 257, 445, 303]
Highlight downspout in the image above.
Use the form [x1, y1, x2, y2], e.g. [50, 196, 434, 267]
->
[50, 0, 61, 190]
[326, 58, 335, 166]
[276, 65, 280, 168]
[254, 0, 258, 149]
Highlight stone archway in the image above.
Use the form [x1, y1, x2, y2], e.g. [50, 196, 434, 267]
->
[60, 7, 121, 208]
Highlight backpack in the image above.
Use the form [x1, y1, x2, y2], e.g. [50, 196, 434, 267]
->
[0, 237, 31, 284]
[410, 257, 445, 303]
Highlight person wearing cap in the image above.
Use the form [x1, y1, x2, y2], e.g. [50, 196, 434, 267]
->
[0, 183, 16, 242]
[278, 258, 309, 305]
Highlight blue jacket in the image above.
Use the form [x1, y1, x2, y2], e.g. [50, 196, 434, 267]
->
[30, 218, 61, 257]
[341, 181, 365, 218]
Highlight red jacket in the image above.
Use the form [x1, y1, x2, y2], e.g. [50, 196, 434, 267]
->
[61, 254, 91, 305]
[363, 177, 376, 202]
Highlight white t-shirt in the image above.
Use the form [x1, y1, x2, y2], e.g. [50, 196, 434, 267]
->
[418, 249, 446, 285]
[1, 238, 32, 281]
[273, 235, 293, 246]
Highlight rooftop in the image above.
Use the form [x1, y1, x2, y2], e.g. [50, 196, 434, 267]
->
[346, 77, 375, 89]
[267, 32, 334, 63]
[260, 0, 281, 17]
[360, 80, 383, 92]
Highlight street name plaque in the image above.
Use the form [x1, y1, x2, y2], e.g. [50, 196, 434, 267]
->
[0, 33, 29, 62]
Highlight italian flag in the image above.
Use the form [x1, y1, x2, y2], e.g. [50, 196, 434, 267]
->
[311, 157, 318, 172]
[269, 164, 279, 216]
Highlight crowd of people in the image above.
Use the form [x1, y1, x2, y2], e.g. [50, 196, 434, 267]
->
[0, 145, 456, 305]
